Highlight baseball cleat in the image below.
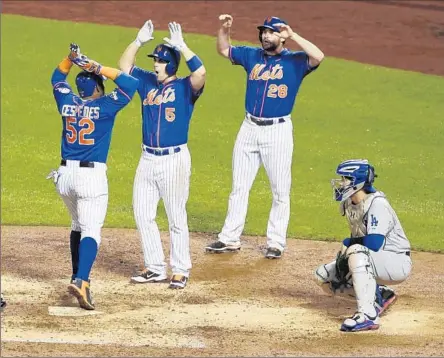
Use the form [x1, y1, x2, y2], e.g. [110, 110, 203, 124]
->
[168, 274, 188, 289]
[340, 312, 380, 332]
[265, 247, 282, 259]
[375, 284, 397, 316]
[205, 240, 241, 253]
[130, 269, 168, 284]
[68, 278, 95, 310]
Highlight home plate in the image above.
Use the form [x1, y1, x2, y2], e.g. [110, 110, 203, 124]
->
[48, 306, 103, 316]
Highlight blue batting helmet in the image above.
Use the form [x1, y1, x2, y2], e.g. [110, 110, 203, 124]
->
[257, 16, 287, 41]
[331, 159, 377, 202]
[75, 71, 104, 98]
[148, 44, 181, 76]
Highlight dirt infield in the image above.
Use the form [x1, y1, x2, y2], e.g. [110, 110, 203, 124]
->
[2, 1, 444, 356]
[2, 226, 444, 357]
[3, 0, 444, 76]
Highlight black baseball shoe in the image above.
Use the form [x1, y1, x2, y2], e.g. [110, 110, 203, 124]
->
[168, 275, 188, 289]
[130, 269, 168, 284]
[205, 240, 241, 253]
[265, 247, 282, 259]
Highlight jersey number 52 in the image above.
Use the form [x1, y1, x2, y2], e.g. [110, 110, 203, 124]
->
[65, 117, 95, 145]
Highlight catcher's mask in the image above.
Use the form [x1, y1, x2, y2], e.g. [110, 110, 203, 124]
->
[257, 16, 287, 42]
[148, 44, 181, 76]
[75, 71, 105, 98]
[331, 159, 377, 202]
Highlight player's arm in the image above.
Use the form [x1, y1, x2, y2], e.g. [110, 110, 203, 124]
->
[163, 22, 206, 92]
[119, 20, 154, 74]
[216, 14, 234, 58]
[51, 57, 73, 86]
[275, 23, 324, 68]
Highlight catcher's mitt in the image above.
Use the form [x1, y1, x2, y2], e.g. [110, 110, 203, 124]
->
[335, 250, 350, 284]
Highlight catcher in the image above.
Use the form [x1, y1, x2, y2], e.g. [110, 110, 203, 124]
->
[315, 159, 412, 332]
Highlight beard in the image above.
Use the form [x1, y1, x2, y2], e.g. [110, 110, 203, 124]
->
[261, 39, 279, 52]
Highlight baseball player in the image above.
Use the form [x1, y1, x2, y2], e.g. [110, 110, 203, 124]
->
[315, 159, 412, 332]
[118, 21, 205, 289]
[48, 44, 139, 309]
[205, 15, 324, 258]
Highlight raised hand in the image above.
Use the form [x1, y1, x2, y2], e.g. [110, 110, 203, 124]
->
[163, 22, 186, 51]
[219, 14, 233, 29]
[275, 23, 295, 39]
[68, 43, 102, 75]
[135, 20, 154, 46]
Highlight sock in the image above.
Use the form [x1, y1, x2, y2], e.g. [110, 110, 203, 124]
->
[76, 237, 98, 282]
[70, 230, 81, 279]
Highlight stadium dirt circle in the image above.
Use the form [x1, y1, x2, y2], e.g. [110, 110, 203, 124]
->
[2, 226, 444, 356]
[2, 1, 444, 356]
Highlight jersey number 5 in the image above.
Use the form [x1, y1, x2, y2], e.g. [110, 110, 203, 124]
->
[267, 84, 288, 99]
[66, 117, 95, 145]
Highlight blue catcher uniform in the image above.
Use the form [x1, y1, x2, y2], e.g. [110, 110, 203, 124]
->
[129, 44, 204, 281]
[49, 63, 138, 305]
[217, 16, 319, 253]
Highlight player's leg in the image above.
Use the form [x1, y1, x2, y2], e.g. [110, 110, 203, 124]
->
[340, 245, 379, 332]
[132, 153, 167, 282]
[56, 166, 81, 282]
[370, 250, 412, 314]
[259, 121, 293, 257]
[159, 149, 192, 289]
[68, 167, 108, 310]
[206, 121, 261, 252]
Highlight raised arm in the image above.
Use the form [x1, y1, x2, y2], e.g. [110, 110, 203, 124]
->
[118, 20, 154, 74]
[217, 14, 233, 58]
[275, 23, 325, 68]
[163, 22, 206, 92]
[51, 57, 73, 86]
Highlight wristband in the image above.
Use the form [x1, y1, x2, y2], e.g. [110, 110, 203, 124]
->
[186, 56, 203, 72]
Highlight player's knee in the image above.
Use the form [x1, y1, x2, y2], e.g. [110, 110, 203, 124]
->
[81, 231, 101, 246]
[272, 191, 290, 204]
[346, 244, 372, 274]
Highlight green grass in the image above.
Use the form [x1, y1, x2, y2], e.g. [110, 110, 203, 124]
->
[2, 15, 444, 252]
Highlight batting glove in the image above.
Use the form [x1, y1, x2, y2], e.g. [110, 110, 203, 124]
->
[163, 22, 187, 51]
[135, 20, 154, 47]
[68, 43, 102, 75]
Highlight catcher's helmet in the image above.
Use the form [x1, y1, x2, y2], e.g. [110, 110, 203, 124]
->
[148, 44, 181, 76]
[257, 16, 287, 42]
[75, 71, 105, 98]
[331, 159, 377, 202]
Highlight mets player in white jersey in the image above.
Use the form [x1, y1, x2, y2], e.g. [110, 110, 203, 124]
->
[119, 21, 206, 289]
[48, 44, 138, 309]
[205, 15, 324, 258]
[315, 159, 412, 332]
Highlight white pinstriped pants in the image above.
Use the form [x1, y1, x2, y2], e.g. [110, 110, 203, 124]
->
[56, 160, 108, 244]
[218, 117, 294, 251]
[133, 146, 192, 277]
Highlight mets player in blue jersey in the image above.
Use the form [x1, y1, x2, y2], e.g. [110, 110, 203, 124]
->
[206, 15, 324, 258]
[48, 44, 138, 309]
[315, 159, 412, 332]
[119, 21, 206, 289]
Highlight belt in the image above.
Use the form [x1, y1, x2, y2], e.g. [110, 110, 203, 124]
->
[61, 159, 94, 168]
[144, 146, 181, 156]
[248, 114, 286, 126]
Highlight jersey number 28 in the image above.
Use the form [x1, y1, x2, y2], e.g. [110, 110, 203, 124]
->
[66, 117, 95, 145]
[267, 84, 288, 99]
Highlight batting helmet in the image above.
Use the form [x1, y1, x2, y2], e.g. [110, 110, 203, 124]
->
[75, 71, 105, 98]
[147, 44, 181, 76]
[257, 16, 287, 42]
[331, 159, 377, 202]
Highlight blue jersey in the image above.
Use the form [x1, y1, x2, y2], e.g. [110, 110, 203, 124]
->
[51, 69, 138, 163]
[130, 66, 203, 148]
[229, 46, 318, 118]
